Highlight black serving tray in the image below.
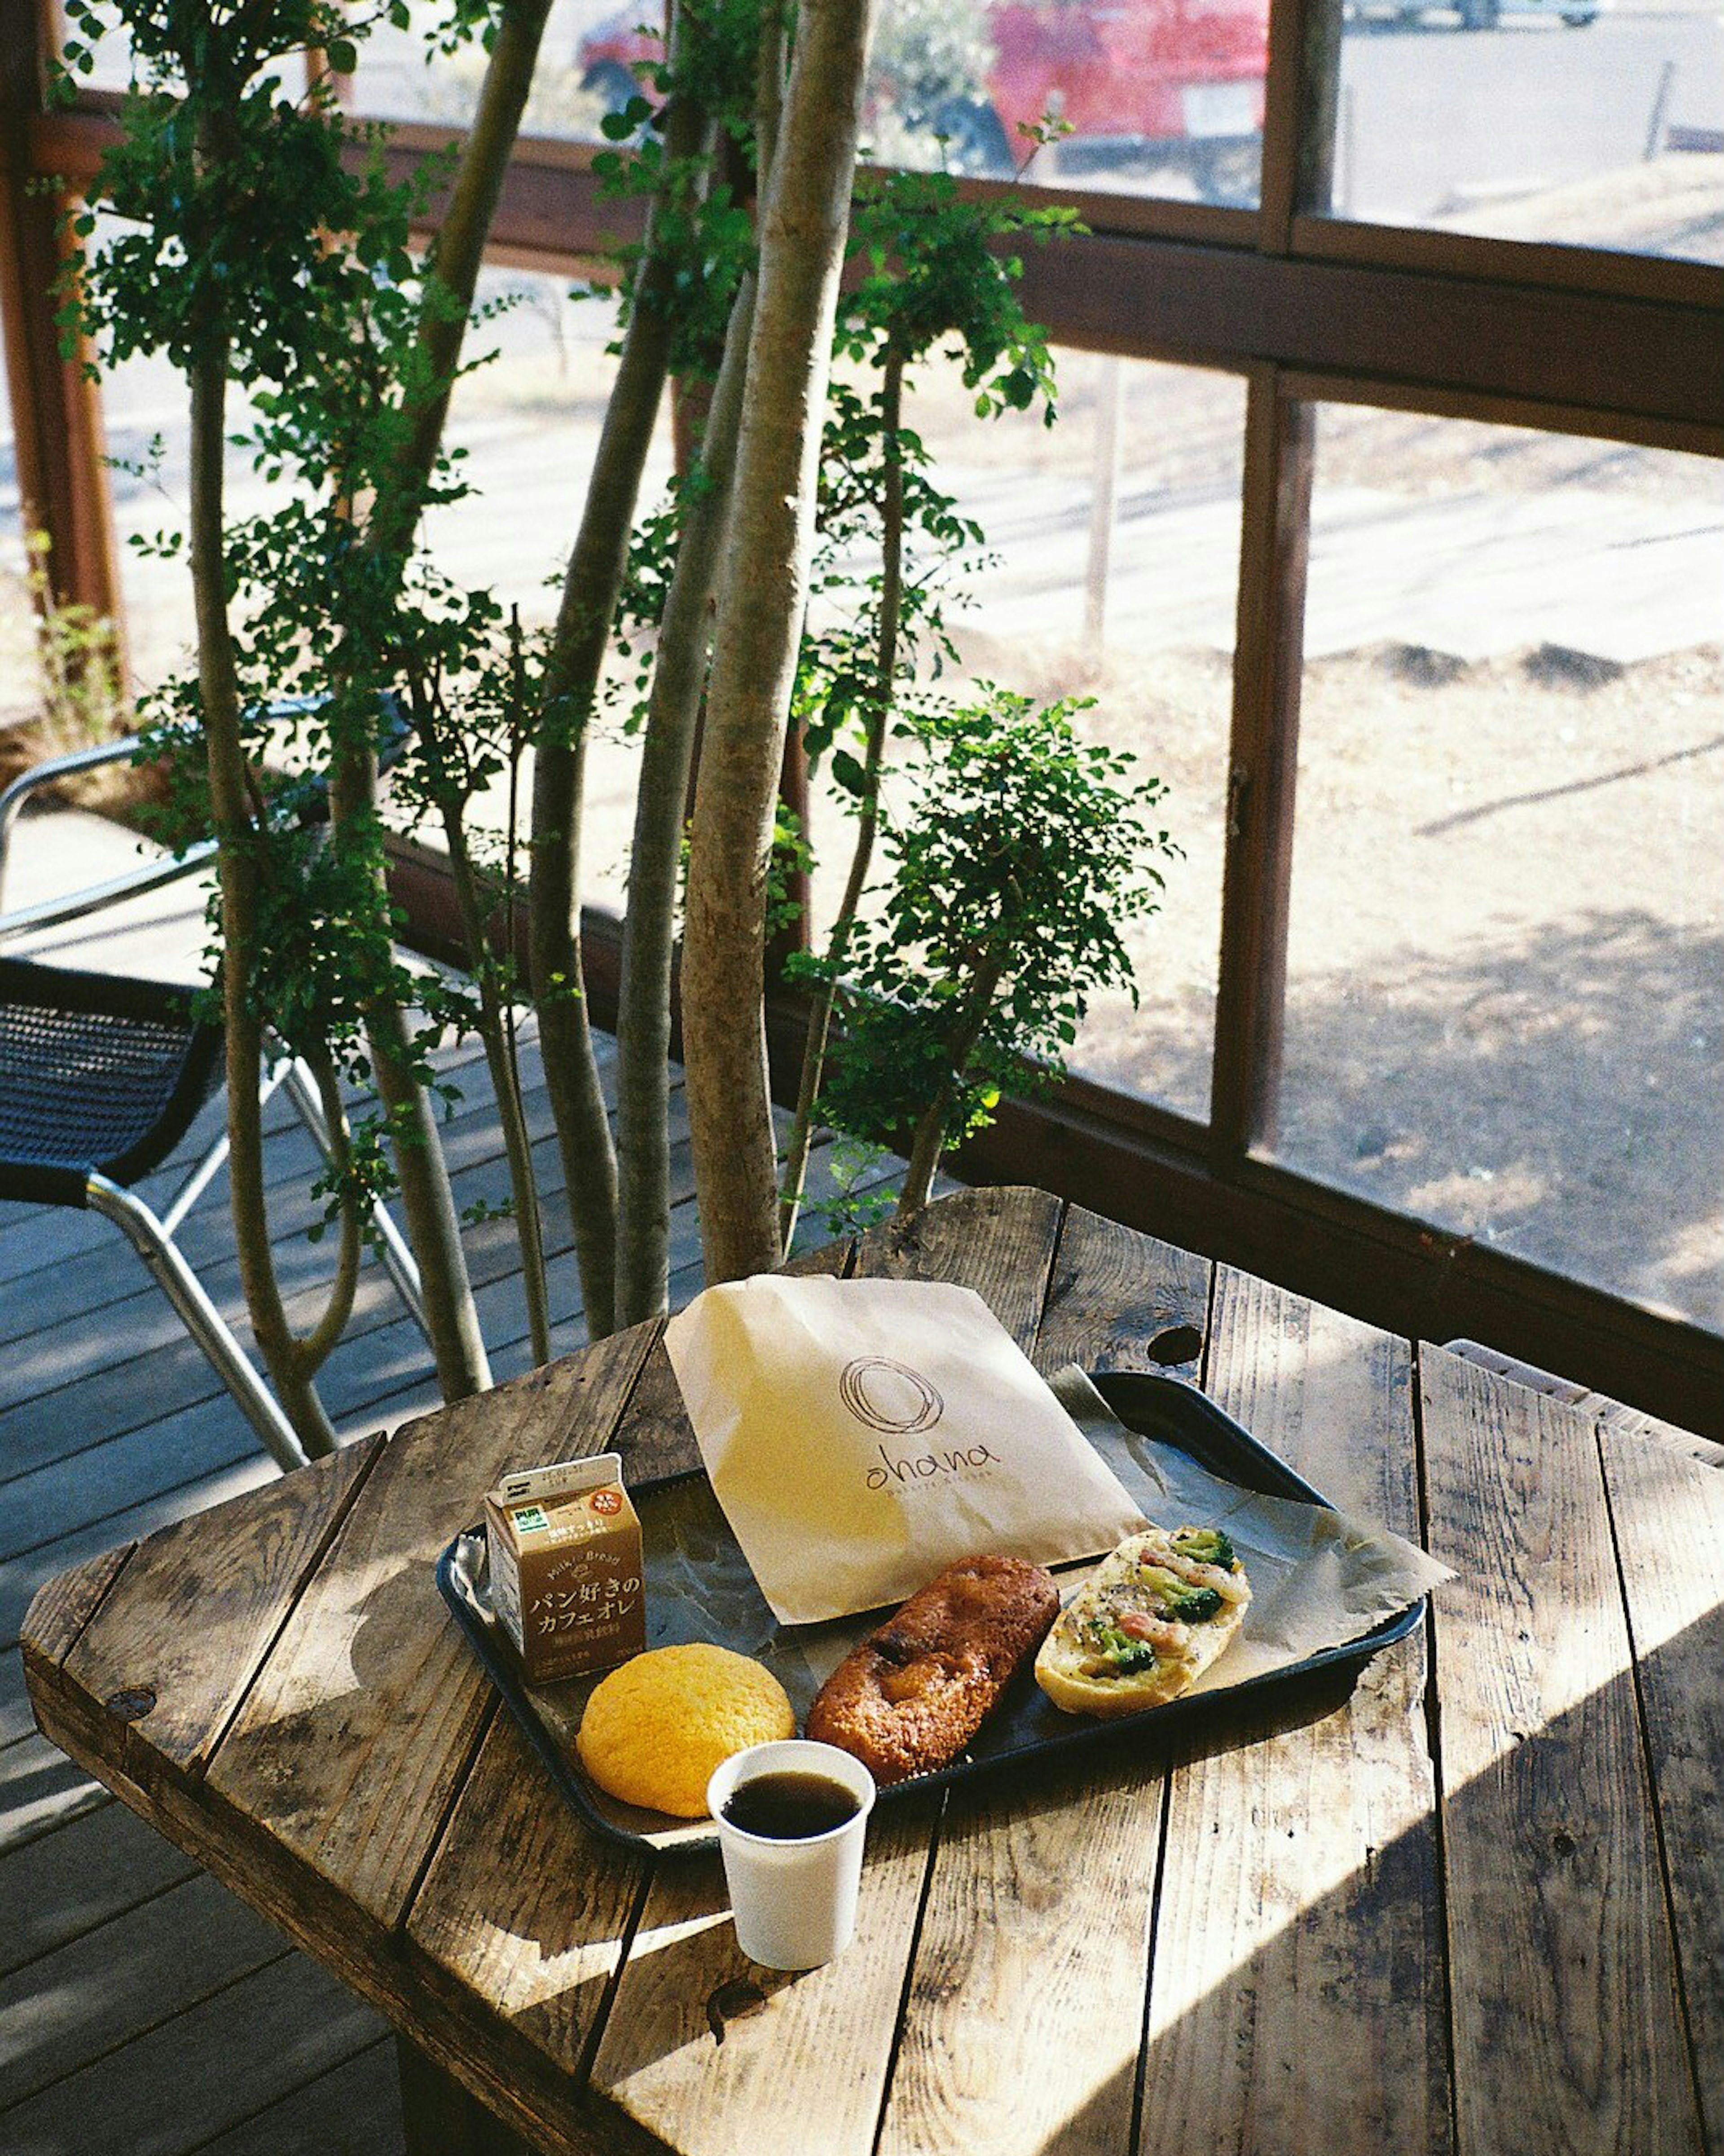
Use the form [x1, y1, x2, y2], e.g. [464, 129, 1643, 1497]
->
[437, 1369, 1427, 1854]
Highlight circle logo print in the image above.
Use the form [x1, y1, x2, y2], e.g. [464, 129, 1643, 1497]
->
[837, 1357, 945, 1437]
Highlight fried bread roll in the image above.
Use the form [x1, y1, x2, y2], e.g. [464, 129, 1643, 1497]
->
[1034, 1525, 1249, 1718]
[807, 1555, 1060, 1786]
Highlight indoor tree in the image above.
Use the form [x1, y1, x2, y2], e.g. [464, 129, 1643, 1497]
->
[810, 688, 1179, 1215]
[60, 0, 556, 1444]
[679, 0, 883, 1286]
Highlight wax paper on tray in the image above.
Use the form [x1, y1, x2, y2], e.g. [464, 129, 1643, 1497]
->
[1049, 1367, 1454, 1690]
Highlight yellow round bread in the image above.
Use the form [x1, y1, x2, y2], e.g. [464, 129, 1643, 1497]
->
[575, 1644, 795, 1817]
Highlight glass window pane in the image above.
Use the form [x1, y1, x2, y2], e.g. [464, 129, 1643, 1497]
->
[806, 352, 1242, 1125]
[418, 278, 665, 914]
[84, 255, 655, 911]
[347, 0, 620, 137]
[347, 0, 1271, 202]
[1311, 0, 1724, 263]
[1274, 403, 1724, 1328]
[866, 0, 1266, 207]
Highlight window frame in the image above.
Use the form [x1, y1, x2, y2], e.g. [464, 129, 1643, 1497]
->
[9, 0, 1724, 1433]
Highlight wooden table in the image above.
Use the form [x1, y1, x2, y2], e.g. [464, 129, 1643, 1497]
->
[20, 1187, 1724, 2156]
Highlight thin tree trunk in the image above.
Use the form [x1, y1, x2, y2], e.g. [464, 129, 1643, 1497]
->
[681, 0, 880, 1285]
[529, 20, 706, 1341]
[896, 938, 1012, 1217]
[190, 337, 357, 1457]
[369, 0, 555, 561]
[778, 344, 905, 1249]
[329, 728, 493, 1399]
[303, 0, 552, 1402]
[612, 270, 757, 1324]
[438, 794, 553, 1364]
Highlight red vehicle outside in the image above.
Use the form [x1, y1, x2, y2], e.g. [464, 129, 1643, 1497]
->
[577, 0, 1268, 206]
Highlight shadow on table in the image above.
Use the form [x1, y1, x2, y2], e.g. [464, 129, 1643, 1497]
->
[1026, 1597, 1720, 2156]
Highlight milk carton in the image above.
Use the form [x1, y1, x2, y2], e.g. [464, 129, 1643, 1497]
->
[484, 1452, 645, 1684]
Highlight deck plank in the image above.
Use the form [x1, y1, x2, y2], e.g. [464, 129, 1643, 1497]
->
[0, 1795, 198, 1982]
[1421, 1346, 1702, 2156]
[186, 2039, 404, 2156]
[0, 1732, 107, 1856]
[0, 1869, 286, 2109]
[0, 1947, 387, 2156]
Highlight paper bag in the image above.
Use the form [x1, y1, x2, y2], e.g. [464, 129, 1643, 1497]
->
[663, 1275, 1143, 1626]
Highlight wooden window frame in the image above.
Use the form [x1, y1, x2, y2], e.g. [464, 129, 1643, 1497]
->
[12, 0, 1724, 1434]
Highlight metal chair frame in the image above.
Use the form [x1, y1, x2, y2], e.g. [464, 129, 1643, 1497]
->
[0, 726, 435, 1473]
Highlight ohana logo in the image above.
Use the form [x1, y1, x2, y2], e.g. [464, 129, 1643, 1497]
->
[866, 1438, 1003, 1491]
[837, 1356, 945, 1437]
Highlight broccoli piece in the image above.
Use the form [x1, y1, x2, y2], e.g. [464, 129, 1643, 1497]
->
[1166, 1585, 1223, 1624]
[1172, 1527, 1236, 1572]
[1097, 1626, 1158, 1676]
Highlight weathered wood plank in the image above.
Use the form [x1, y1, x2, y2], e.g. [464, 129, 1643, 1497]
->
[1139, 1272, 1447, 2156]
[1599, 1399, 1724, 1474]
[0, 1794, 197, 1981]
[873, 1209, 1208, 2156]
[396, 1236, 856, 2146]
[200, 1323, 657, 1940]
[1039, 1203, 1210, 1375]
[59, 1434, 385, 1780]
[0, 1947, 385, 2156]
[0, 1869, 284, 2108]
[880, 1751, 1162, 2156]
[1599, 1420, 1724, 2148]
[589, 1796, 939, 2156]
[1421, 1347, 1702, 2156]
[853, 1185, 1063, 1352]
[15, 1541, 133, 1676]
[405, 1711, 647, 2103]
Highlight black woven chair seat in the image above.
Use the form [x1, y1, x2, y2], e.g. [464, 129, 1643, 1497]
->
[0, 957, 224, 1208]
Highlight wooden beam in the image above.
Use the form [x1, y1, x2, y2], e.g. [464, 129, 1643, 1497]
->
[0, 0, 122, 633]
[1209, 371, 1311, 1158]
[31, 103, 1724, 434]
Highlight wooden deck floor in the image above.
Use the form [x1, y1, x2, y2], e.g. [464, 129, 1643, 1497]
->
[0, 810, 918, 2154]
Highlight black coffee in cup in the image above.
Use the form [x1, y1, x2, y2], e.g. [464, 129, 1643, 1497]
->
[721, 1770, 861, 1839]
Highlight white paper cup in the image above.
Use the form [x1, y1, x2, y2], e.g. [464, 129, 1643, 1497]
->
[707, 1739, 876, 1970]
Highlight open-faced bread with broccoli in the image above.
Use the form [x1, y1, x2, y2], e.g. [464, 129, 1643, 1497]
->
[1034, 1525, 1250, 1718]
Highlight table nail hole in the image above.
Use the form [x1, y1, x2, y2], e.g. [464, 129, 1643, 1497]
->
[1147, 1325, 1203, 1366]
[106, 1685, 156, 1723]
[707, 1979, 767, 2044]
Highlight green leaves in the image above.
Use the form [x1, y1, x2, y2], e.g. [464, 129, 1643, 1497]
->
[812, 687, 1179, 1166]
